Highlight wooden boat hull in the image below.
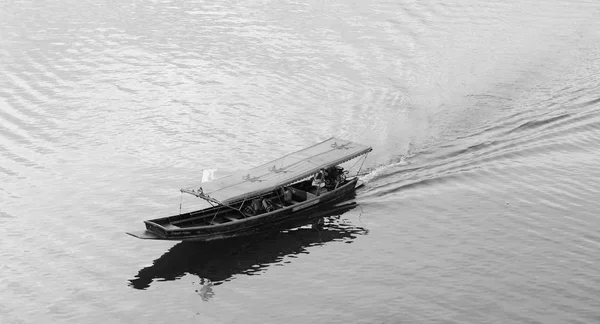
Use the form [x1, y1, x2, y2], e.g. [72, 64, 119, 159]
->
[127, 179, 363, 242]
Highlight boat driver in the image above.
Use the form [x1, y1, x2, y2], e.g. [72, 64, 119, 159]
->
[326, 166, 343, 188]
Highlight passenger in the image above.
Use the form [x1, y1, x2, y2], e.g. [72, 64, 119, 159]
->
[251, 198, 263, 214]
[262, 198, 274, 212]
[282, 188, 292, 203]
[243, 202, 256, 215]
[326, 166, 345, 189]
[311, 169, 326, 188]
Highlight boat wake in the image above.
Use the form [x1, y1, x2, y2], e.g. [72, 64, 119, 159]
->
[357, 90, 600, 202]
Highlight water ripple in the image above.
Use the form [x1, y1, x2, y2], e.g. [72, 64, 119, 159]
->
[2, 0, 600, 323]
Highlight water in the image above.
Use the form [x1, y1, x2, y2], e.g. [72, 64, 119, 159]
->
[1, 0, 600, 323]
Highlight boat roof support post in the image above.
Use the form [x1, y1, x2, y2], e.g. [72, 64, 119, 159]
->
[276, 186, 285, 207]
[210, 206, 223, 224]
[179, 191, 183, 216]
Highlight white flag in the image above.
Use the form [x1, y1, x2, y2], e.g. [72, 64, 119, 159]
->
[201, 169, 216, 183]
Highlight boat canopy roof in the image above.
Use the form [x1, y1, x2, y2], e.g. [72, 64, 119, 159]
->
[189, 137, 372, 205]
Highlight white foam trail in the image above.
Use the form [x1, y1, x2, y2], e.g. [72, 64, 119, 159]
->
[359, 153, 412, 185]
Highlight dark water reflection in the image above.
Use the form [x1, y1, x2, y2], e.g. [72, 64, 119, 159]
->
[129, 204, 368, 293]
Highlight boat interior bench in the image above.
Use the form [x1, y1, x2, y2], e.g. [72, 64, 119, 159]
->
[288, 187, 317, 204]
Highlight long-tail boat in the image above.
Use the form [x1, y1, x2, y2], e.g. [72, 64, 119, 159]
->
[126, 137, 372, 241]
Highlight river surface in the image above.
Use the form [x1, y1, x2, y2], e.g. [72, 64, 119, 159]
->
[2, 0, 600, 323]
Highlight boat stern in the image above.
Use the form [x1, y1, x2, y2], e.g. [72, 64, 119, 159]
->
[126, 230, 164, 240]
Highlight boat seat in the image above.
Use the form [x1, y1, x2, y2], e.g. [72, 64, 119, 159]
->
[224, 216, 239, 222]
[209, 218, 224, 225]
[272, 202, 284, 209]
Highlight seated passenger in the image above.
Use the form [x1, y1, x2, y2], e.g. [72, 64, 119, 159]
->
[243, 202, 256, 215]
[251, 198, 263, 214]
[262, 198, 274, 212]
[326, 166, 345, 189]
[282, 188, 292, 204]
[311, 169, 327, 188]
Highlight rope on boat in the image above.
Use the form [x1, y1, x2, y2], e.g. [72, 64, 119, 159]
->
[357, 153, 367, 176]
[348, 153, 369, 177]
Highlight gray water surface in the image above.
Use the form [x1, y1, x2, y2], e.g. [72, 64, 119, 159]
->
[1, 0, 600, 323]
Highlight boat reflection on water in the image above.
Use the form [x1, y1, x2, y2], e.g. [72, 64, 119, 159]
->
[128, 201, 368, 297]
